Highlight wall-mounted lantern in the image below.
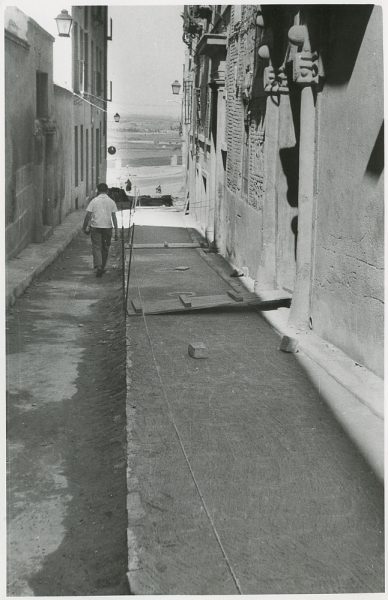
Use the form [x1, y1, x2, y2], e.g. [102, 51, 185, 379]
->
[114, 113, 120, 123]
[171, 80, 182, 95]
[55, 9, 73, 37]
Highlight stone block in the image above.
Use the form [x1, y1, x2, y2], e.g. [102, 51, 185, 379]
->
[131, 298, 143, 315]
[188, 342, 208, 359]
[279, 335, 299, 353]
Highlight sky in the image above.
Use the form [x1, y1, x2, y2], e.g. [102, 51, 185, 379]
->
[107, 6, 185, 118]
[7, 2, 185, 118]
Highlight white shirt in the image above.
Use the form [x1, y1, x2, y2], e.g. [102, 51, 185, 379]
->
[86, 194, 118, 228]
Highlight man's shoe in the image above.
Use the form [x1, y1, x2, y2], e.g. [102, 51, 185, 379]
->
[96, 268, 103, 278]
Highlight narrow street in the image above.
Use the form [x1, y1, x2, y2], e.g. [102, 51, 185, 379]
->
[5, 3, 384, 597]
[5, 207, 385, 595]
[6, 234, 129, 596]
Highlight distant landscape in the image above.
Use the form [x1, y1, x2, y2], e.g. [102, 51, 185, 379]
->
[106, 113, 184, 196]
[113, 113, 182, 132]
[107, 113, 182, 168]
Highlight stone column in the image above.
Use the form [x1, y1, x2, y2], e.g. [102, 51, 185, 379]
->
[214, 85, 226, 255]
[207, 77, 226, 249]
[288, 83, 316, 329]
[287, 24, 320, 330]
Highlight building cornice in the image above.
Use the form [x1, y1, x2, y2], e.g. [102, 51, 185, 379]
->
[5, 28, 30, 50]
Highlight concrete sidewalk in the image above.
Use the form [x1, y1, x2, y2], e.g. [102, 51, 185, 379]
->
[125, 209, 384, 595]
[6, 210, 84, 308]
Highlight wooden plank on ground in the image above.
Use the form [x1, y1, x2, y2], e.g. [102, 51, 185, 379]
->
[126, 289, 291, 316]
[179, 294, 192, 307]
[131, 242, 202, 249]
[255, 289, 292, 303]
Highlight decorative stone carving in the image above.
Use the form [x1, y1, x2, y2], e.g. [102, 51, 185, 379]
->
[33, 119, 43, 137]
[260, 44, 290, 95]
[277, 65, 289, 93]
[263, 65, 278, 93]
[293, 50, 319, 84]
[41, 119, 57, 135]
[241, 67, 253, 103]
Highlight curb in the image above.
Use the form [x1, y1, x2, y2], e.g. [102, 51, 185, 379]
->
[6, 216, 83, 308]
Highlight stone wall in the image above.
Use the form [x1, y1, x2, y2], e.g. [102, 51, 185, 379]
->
[5, 9, 55, 258]
[71, 6, 108, 209]
[53, 85, 74, 224]
[311, 6, 384, 377]
[184, 5, 384, 377]
[222, 5, 264, 276]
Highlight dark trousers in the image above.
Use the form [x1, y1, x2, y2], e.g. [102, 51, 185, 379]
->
[90, 227, 112, 269]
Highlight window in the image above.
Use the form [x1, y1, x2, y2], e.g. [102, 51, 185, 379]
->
[92, 6, 103, 23]
[74, 126, 79, 187]
[80, 125, 84, 182]
[36, 71, 48, 118]
[94, 45, 101, 96]
[86, 128, 89, 192]
[205, 87, 212, 140]
[79, 28, 84, 92]
[99, 49, 103, 96]
[91, 40, 94, 93]
[72, 22, 79, 92]
[91, 126, 94, 188]
[94, 71, 102, 97]
[242, 126, 249, 198]
[95, 128, 100, 183]
[84, 33, 89, 92]
[184, 80, 192, 125]
[84, 6, 88, 30]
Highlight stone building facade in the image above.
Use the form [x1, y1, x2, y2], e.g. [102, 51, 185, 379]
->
[5, 9, 56, 258]
[183, 4, 383, 379]
[4, 6, 109, 259]
[71, 6, 108, 211]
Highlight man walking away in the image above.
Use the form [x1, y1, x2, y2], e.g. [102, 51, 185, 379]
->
[83, 182, 118, 277]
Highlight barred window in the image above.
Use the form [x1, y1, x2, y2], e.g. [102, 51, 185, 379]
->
[242, 126, 249, 198]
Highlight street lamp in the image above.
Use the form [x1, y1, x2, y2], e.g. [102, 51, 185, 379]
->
[114, 113, 121, 123]
[171, 80, 181, 95]
[55, 9, 73, 37]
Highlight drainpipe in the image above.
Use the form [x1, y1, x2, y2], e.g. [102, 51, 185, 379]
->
[287, 23, 319, 330]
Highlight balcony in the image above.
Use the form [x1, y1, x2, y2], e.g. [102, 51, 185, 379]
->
[196, 33, 227, 59]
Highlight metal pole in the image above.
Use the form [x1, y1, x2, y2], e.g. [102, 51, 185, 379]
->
[121, 205, 126, 314]
[125, 221, 135, 311]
